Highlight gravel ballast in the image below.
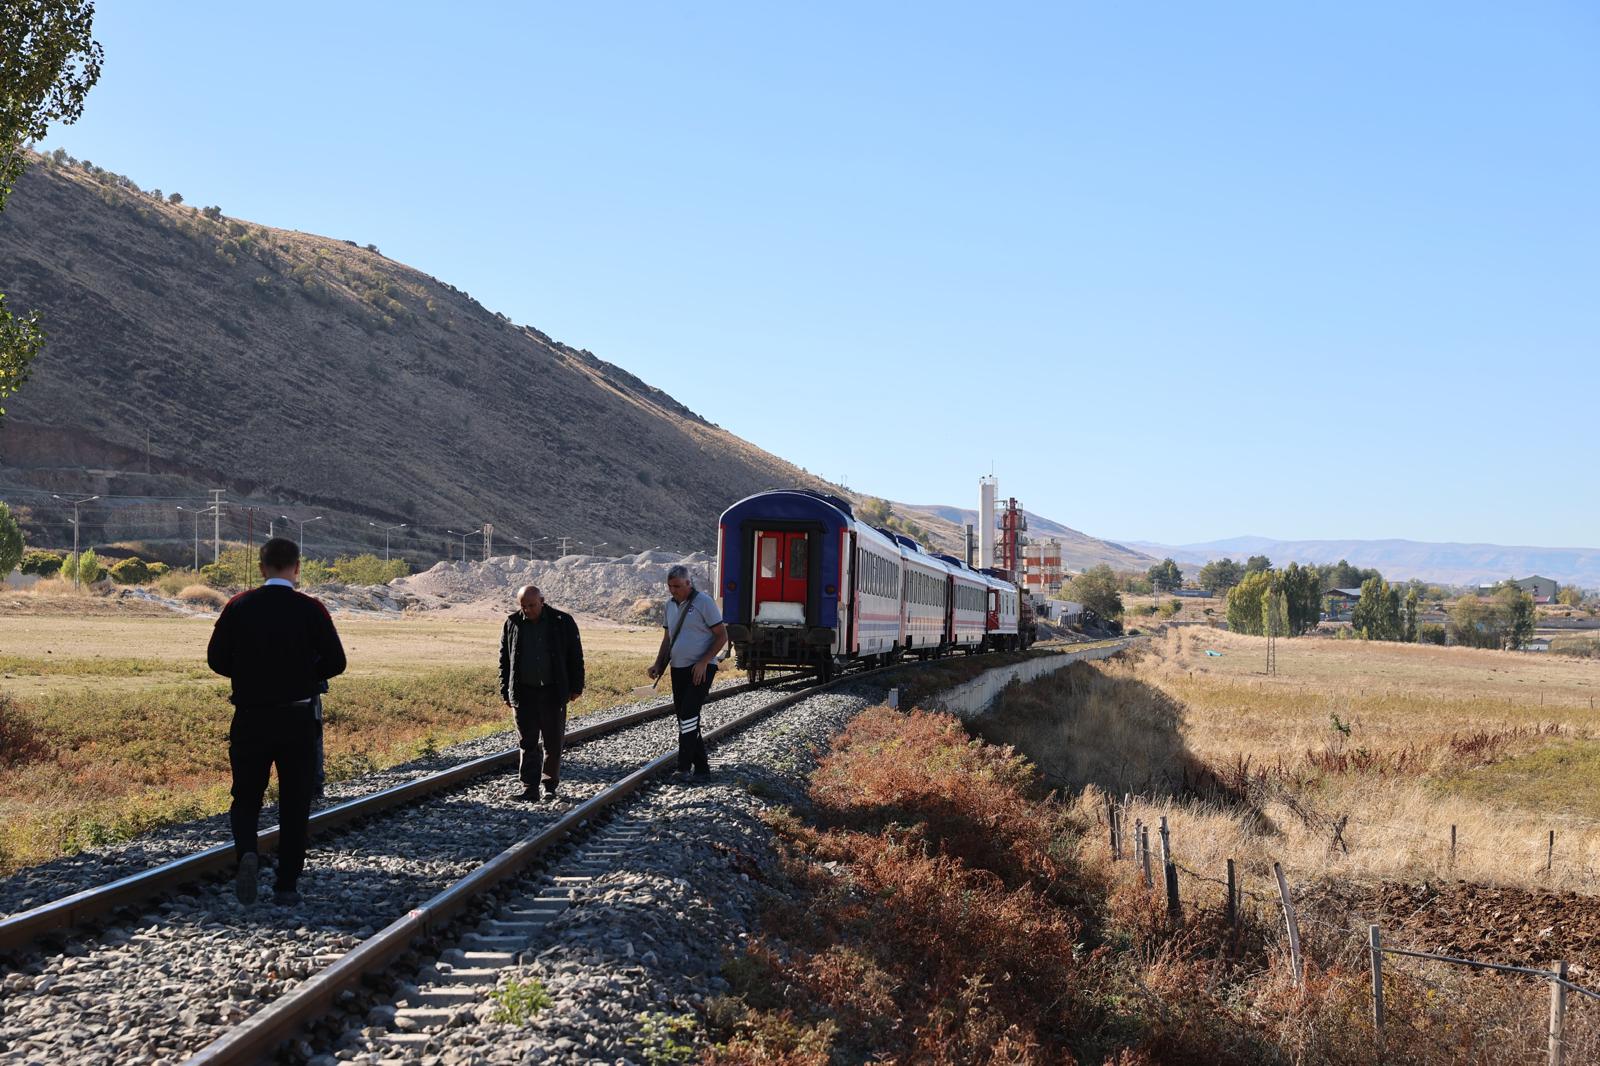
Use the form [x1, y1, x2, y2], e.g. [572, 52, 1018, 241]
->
[0, 682, 819, 1065]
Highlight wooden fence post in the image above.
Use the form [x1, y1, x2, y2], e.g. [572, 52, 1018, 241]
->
[1141, 825, 1153, 888]
[1159, 816, 1180, 918]
[1108, 801, 1120, 859]
[1226, 858, 1237, 928]
[1450, 825, 1457, 868]
[1550, 960, 1568, 1066]
[1274, 862, 1305, 988]
[1548, 830, 1555, 875]
[1369, 925, 1385, 1059]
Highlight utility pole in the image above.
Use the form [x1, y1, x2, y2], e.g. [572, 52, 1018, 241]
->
[558, 536, 571, 557]
[483, 522, 493, 560]
[208, 489, 225, 564]
[53, 494, 100, 588]
[177, 504, 218, 572]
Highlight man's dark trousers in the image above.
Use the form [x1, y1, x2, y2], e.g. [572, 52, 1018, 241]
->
[670, 663, 715, 772]
[514, 685, 567, 789]
[229, 701, 318, 891]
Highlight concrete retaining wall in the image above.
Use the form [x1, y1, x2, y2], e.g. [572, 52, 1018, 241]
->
[931, 640, 1131, 722]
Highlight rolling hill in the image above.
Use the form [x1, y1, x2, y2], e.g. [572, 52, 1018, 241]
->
[0, 154, 1147, 573]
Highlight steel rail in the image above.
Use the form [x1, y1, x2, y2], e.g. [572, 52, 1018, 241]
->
[181, 667, 873, 1066]
[0, 678, 798, 953]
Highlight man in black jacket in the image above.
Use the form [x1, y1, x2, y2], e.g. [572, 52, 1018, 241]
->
[207, 537, 346, 906]
[499, 584, 584, 801]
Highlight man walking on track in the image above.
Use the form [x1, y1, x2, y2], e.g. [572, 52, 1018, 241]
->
[647, 564, 727, 776]
[207, 537, 346, 906]
[499, 585, 585, 802]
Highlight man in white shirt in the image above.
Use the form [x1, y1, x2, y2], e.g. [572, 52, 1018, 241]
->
[647, 564, 727, 775]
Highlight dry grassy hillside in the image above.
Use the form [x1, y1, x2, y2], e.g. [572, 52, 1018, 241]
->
[0, 155, 829, 555]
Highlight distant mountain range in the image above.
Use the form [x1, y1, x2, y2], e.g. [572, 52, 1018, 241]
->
[1127, 537, 1600, 590]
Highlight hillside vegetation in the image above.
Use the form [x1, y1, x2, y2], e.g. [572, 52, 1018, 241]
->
[0, 154, 827, 555]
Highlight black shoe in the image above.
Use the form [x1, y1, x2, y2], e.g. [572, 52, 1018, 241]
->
[272, 887, 301, 906]
[694, 766, 712, 778]
[235, 853, 259, 905]
[513, 787, 539, 802]
[542, 786, 559, 803]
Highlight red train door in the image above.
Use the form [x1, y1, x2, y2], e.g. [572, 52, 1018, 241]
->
[754, 531, 809, 615]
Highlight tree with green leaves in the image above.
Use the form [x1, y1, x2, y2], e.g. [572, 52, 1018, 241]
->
[1352, 576, 1402, 641]
[1146, 557, 1183, 593]
[1226, 571, 1272, 635]
[1244, 554, 1272, 574]
[1196, 557, 1243, 594]
[0, 501, 24, 575]
[1402, 586, 1420, 643]
[1066, 564, 1123, 620]
[1279, 562, 1323, 636]
[0, 1, 103, 423]
[1493, 582, 1536, 650]
[75, 546, 101, 585]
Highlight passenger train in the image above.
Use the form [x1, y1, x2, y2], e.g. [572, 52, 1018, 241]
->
[716, 489, 1035, 681]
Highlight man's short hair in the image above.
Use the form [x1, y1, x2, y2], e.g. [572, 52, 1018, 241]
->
[666, 564, 693, 585]
[260, 537, 299, 571]
[516, 584, 541, 600]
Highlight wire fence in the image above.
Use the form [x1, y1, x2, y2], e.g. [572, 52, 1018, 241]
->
[1102, 798, 1600, 1064]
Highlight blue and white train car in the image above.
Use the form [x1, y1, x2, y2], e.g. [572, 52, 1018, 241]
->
[889, 534, 947, 658]
[936, 555, 990, 651]
[718, 489, 902, 680]
[978, 568, 1022, 651]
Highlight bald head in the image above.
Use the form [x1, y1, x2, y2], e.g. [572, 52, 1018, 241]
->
[517, 585, 544, 618]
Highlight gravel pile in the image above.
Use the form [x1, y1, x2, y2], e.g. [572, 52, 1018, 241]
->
[392, 551, 715, 624]
[0, 685, 811, 1065]
[325, 684, 875, 1065]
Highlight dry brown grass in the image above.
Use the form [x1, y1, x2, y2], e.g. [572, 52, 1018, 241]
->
[980, 629, 1600, 897]
[0, 611, 662, 873]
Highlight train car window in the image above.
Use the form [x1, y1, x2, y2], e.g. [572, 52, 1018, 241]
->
[760, 537, 777, 579]
[790, 538, 808, 580]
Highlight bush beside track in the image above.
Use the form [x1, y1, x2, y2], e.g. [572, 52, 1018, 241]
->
[702, 698, 1585, 1065]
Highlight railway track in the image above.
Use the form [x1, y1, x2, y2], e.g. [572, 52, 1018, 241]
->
[0, 648, 1092, 1063]
[0, 676, 799, 955]
[0, 678, 826, 1063]
[180, 670, 878, 1065]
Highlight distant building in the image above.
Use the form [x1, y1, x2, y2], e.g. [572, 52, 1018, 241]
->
[1022, 539, 1064, 596]
[1477, 575, 1560, 604]
[1041, 599, 1083, 624]
[1323, 587, 1364, 620]
[1173, 587, 1212, 598]
[1523, 637, 1552, 653]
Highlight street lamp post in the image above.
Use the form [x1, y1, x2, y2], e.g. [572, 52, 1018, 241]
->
[295, 516, 324, 560]
[446, 528, 481, 563]
[369, 521, 407, 561]
[53, 494, 99, 588]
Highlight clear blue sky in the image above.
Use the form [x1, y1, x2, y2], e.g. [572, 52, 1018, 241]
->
[35, 2, 1599, 548]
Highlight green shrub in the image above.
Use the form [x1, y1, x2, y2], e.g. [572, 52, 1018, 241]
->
[299, 558, 334, 587]
[0, 502, 23, 575]
[109, 557, 152, 585]
[200, 548, 257, 588]
[148, 561, 170, 577]
[59, 552, 78, 583]
[1419, 623, 1447, 645]
[20, 550, 63, 577]
[489, 977, 552, 1025]
[330, 553, 409, 586]
[75, 548, 103, 585]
